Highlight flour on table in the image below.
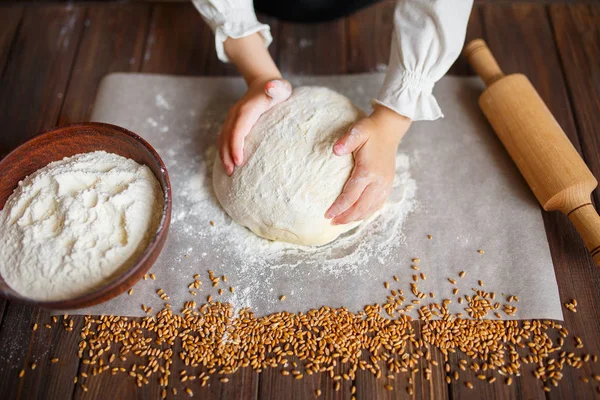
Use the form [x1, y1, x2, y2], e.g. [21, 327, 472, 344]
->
[0, 151, 164, 301]
[155, 94, 172, 110]
[179, 146, 416, 282]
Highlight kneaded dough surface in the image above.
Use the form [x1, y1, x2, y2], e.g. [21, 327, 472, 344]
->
[213, 86, 365, 246]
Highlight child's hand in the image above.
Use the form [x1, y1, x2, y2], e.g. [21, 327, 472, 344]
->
[325, 105, 411, 225]
[218, 77, 292, 175]
[219, 33, 291, 175]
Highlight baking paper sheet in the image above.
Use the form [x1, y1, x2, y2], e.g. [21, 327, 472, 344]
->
[70, 73, 561, 320]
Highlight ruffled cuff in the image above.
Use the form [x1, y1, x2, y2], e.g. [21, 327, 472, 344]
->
[373, 69, 443, 121]
[212, 10, 272, 63]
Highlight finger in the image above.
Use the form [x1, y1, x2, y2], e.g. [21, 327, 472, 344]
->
[229, 98, 267, 166]
[265, 79, 292, 104]
[218, 116, 235, 175]
[331, 183, 382, 225]
[333, 124, 368, 156]
[324, 172, 370, 219]
[359, 194, 387, 222]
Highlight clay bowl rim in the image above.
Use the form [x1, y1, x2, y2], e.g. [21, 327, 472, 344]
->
[0, 122, 172, 310]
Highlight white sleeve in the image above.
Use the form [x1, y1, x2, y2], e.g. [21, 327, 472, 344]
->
[374, 0, 473, 121]
[192, 0, 272, 63]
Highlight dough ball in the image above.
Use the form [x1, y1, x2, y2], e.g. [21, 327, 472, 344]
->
[213, 86, 365, 246]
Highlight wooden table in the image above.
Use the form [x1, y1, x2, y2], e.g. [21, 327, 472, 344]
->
[0, 1, 599, 399]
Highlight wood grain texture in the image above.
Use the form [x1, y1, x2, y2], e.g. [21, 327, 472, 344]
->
[59, 3, 150, 124]
[550, 4, 600, 207]
[478, 5, 600, 400]
[346, 1, 394, 74]
[278, 19, 347, 75]
[141, 2, 225, 75]
[0, 6, 23, 79]
[0, 4, 85, 156]
[20, 313, 83, 400]
[547, 5, 600, 398]
[258, 361, 352, 400]
[0, 3, 23, 332]
[353, 328, 449, 399]
[0, 305, 41, 399]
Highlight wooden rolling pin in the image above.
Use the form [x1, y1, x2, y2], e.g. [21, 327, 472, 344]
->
[464, 39, 600, 267]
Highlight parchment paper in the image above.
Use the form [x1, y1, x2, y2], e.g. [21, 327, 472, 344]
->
[71, 73, 562, 320]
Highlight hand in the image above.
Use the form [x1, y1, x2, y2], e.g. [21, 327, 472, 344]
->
[218, 77, 292, 175]
[325, 105, 412, 225]
[218, 33, 292, 175]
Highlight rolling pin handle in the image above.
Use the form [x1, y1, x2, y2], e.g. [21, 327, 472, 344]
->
[567, 203, 600, 267]
[463, 39, 505, 87]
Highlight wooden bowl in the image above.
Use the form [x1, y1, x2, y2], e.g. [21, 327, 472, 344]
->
[0, 123, 172, 310]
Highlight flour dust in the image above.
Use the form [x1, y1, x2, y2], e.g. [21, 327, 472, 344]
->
[175, 147, 417, 313]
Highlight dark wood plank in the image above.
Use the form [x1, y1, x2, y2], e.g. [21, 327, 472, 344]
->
[0, 307, 83, 400]
[354, 323, 448, 400]
[413, 328, 449, 400]
[0, 5, 23, 79]
[547, 5, 600, 398]
[0, 4, 87, 400]
[0, 4, 85, 156]
[258, 355, 352, 400]
[0, 4, 24, 329]
[459, 4, 600, 400]
[30, 313, 84, 400]
[347, 1, 394, 74]
[59, 3, 150, 125]
[74, 322, 259, 400]
[0, 305, 40, 399]
[550, 4, 600, 207]
[278, 19, 346, 75]
[141, 2, 223, 76]
[73, 315, 164, 400]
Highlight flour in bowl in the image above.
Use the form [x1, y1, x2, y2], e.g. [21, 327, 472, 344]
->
[0, 151, 164, 301]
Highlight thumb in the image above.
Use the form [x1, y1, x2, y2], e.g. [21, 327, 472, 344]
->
[333, 124, 368, 156]
[264, 79, 292, 105]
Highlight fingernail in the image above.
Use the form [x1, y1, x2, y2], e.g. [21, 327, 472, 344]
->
[333, 143, 346, 155]
[266, 80, 281, 97]
[324, 208, 335, 218]
[266, 84, 277, 97]
[266, 80, 291, 102]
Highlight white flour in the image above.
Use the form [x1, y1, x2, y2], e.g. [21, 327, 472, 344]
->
[0, 151, 164, 301]
[181, 147, 416, 275]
